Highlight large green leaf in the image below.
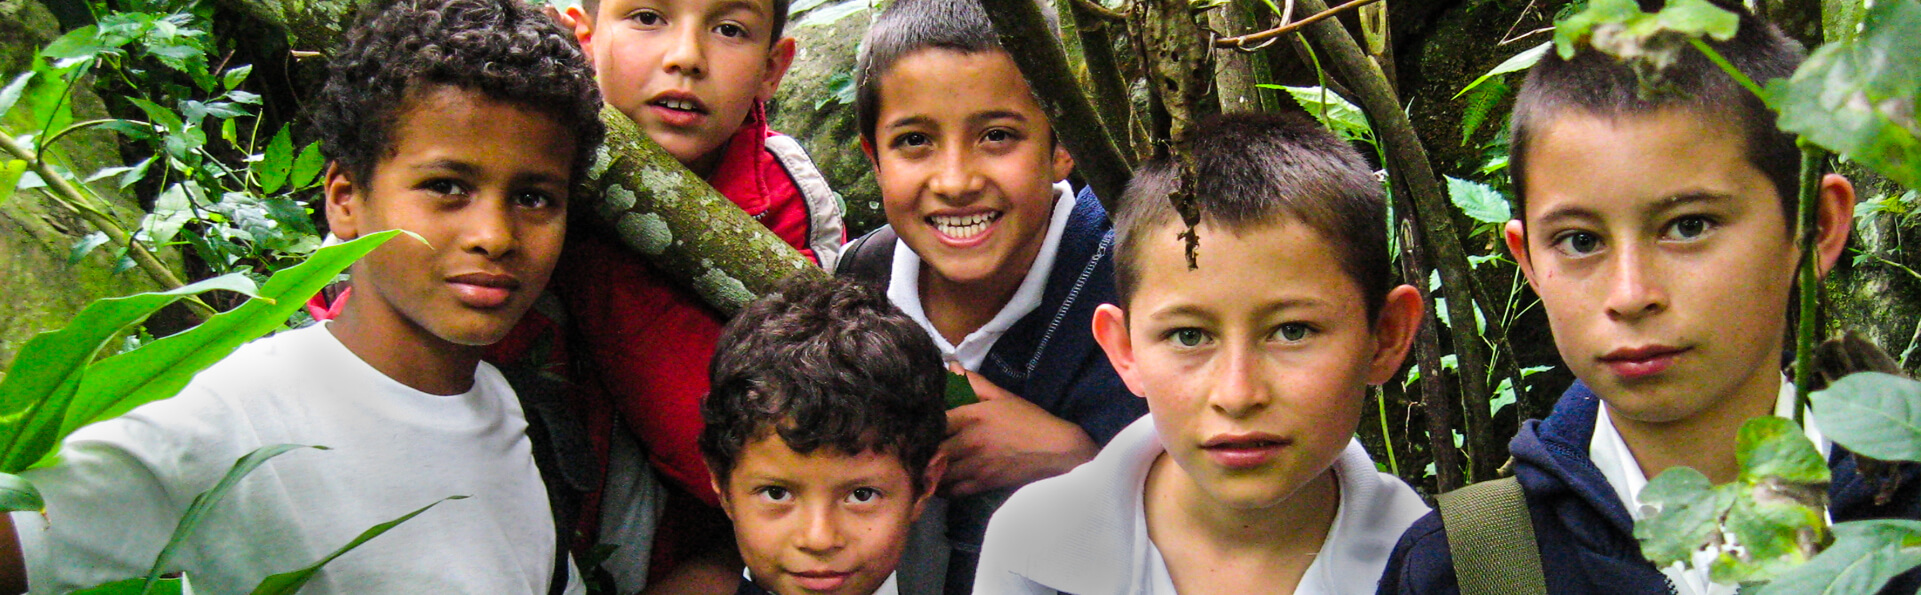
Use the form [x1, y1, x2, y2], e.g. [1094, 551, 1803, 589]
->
[254, 125, 294, 194]
[1812, 372, 1921, 463]
[248, 495, 466, 595]
[67, 575, 190, 595]
[145, 444, 319, 593]
[0, 274, 259, 473]
[24, 231, 402, 472]
[1758, 519, 1921, 595]
[1767, 0, 1921, 189]
[1453, 42, 1549, 100]
[1635, 466, 1727, 566]
[1445, 176, 1512, 224]
[1736, 416, 1830, 484]
[0, 472, 42, 513]
[0, 159, 28, 207]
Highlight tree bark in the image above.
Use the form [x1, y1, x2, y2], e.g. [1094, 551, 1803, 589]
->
[580, 106, 825, 318]
[978, 0, 1135, 209]
[1291, 0, 1499, 481]
[1069, 0, 1143, 161]
[1401, 220, 1463, 493]
[1211, 2, 1263, 113]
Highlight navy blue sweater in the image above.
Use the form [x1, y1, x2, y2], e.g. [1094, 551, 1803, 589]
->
[1379, 381, 1921, 594]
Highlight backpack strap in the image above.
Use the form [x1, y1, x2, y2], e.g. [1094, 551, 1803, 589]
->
[835, 225, 898, 287]
[1436, 476, 1547, 595]
[499, 364, 598, 595]
[763, 133, 847, 274]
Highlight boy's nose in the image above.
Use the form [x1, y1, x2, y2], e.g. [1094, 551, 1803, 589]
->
[463, 199, 519, 259]
[1208, 345, 1270, 417]
[795, 505, 845, 554]
[927, 147, 984, 201]
[661, 24, 705, 76]
[1602, 244, 1667, 321]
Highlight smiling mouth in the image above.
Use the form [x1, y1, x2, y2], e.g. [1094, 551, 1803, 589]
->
[928, 211, 1001, 240]
[651, 97, 705, 113]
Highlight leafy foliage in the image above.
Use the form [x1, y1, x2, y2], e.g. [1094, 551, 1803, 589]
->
[1813, 373, 1921, 470]
[1636, 417, 1830, 585]
[1766, 0, 1921, 189]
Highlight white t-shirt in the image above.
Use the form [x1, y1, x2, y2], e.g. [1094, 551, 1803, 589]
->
[977, 416, 1430, 594]
[1589, 376, 1828, 595]
[12, 323, 580, 595]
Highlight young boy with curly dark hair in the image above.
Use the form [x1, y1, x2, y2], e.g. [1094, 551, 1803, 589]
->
[0, 0, 604, 592]
[699, 276, 948, 595]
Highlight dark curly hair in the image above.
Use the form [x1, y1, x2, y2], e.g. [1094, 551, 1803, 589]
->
[311, 0, 603, 190]
[700, 275, 948, 495]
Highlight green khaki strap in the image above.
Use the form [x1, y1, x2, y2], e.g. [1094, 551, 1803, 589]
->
[1436, 476, 1548, 595]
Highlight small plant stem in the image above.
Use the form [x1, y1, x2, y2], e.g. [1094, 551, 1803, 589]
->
[1792, 144, 1824, 425]
[1689, 38, 1767, 103]
[0, 130, 214, 321]
[1214, 0, 1386, 49]
[1375, 384, 1400, 476]
[978, 0, 1134, 209]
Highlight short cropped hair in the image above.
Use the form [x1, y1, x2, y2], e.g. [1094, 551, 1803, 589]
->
[580, 0, 790, 42]
[699, 275, 948, 494]
[1113, 112, 1391, 321]
[854, 0, 1057, 145]
[1510, 0, 1805, 225]
[312, 0, 603, 190]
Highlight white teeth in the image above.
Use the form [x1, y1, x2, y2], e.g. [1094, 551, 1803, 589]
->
[656, 99, 698, 111]
[929, 212, 1001, 239]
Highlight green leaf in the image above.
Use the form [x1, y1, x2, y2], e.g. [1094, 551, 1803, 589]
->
[944, 371, 978, 410]
[1458, 77, 1511, 147]
[248, 495, 467, 595]
[48, 231, 405, 461]
[255, 125, 294, 194]
[1768, 0, 1921, 189]
[1735, 416, 1830, 484]
[1446, 176, 1512, 224]
[1655, 0, 1740, 41]
[68, 231, 110, 265]
[1635, 466, 1727, 566]
[1453, 42, 1548, 100]
[1714, 476, 1827, 583]
[0, 273, 260, 473]
[145, 444, 320, 592]
[141, 183, 193, 247]
[1812, 372, 1921, 463]
[289, 142, 325, 190]
[1271, 85, 1376, 147]
[40, 26, 112, 62]
[221, 64, 252, 90]
[1758, 519, 1921, 595]
[0, 472, 43, 513]
[68, 575, 190, 595]
[125, 96, 184, 133]
[0, 159, 27, 207]
[0, 71, 34, 117]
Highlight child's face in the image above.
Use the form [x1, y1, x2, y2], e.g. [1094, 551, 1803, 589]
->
[574, 0, 795, 173]
[1506, 109, 1806, 425]
[1092, 220, 1419, 511]
[715, 435, 937, 595]
[868, 49, 1074, 290]
[323, 87, 572, 348]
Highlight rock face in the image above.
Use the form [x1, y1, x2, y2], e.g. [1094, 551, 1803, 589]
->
[767, 0, 883, 238]
[0, 0, 175, 371]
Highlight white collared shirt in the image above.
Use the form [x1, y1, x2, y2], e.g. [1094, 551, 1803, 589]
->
[886, 182, 1076, 371]
[1590, 376, 1830, 595]
[976, 416, 1431, 594]
[742, 569, 899, 595]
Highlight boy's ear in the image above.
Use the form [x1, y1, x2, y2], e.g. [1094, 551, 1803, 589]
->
[1091, 304, 1147, 399]
[1504, 219, 1538, 288]
[323, 162, 364, 241]
[710, 472, 736, 521]
[1812, 173, 1855, 279]
[1049, 137, 1075, 183]
[912, 452, 947, 520]
[756, 37, 798, 104]
[860, 136, 878, 169]
[1364, 285, 1425, 386]
[568, 5, 597, 61]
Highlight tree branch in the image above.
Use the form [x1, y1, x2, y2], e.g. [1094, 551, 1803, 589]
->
[0, 130, 212, 321]
[1069, 0, 1126, 23]
[979, 0, 1135, 210]
[1401, 220, 1463, 492]
[582, 106, 824, 318]
[1290, 0, 1499, 481]
[1213, 0, 1384, 50]
[1069, 0, 1141, 161]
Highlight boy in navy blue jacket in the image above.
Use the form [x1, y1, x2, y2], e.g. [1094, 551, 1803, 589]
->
[1379, 2, 1921, 594]
[834, 0, 1147, 591]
